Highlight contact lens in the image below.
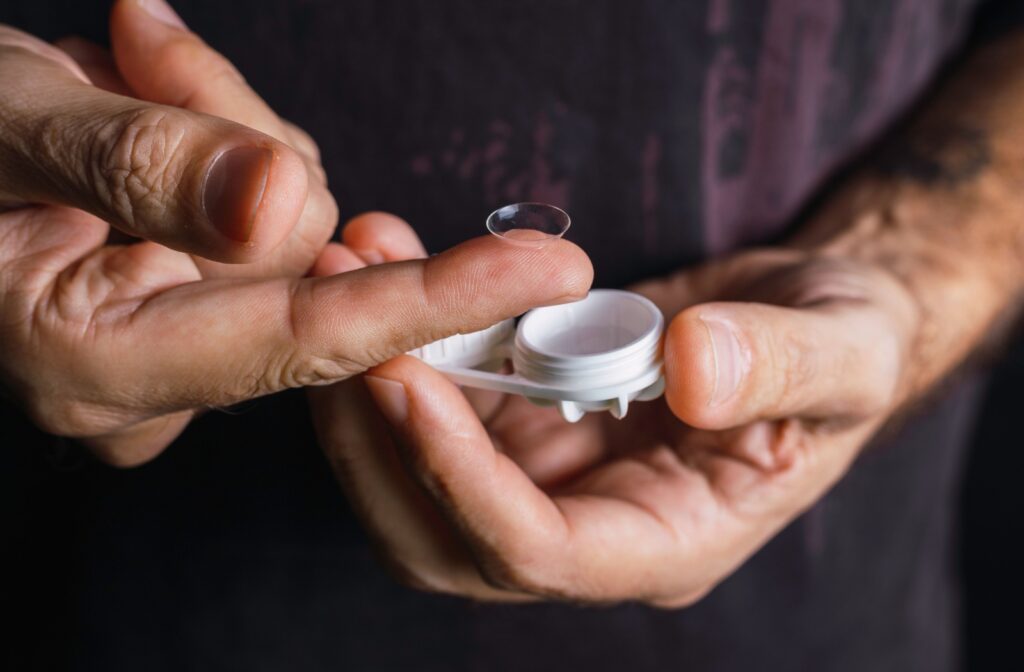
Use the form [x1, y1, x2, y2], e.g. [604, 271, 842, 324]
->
[486, 202, 571, 243]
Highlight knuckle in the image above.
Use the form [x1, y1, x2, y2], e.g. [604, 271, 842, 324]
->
[264, 350, 360, 391]
[92, 107, 190, 230]
[260, 280, 369, 391]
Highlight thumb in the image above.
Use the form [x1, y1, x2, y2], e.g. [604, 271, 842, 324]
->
[0, 26, 307, 262]
[663, 300, 906, 430]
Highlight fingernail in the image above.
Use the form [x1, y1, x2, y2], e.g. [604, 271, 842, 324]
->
[354, 249, 385, 266]
[203, 147, 273, 243]
[702, 317, 748, 407]
[364, 376, 409, 423]
[137, 0, 187, 29]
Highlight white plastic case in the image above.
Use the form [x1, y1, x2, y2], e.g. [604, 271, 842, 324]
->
[409, 289, 665, 422]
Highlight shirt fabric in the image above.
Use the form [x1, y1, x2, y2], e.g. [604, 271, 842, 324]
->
[0, 0, 999, 670]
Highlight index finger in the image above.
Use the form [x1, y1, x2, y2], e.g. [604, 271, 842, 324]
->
[125, 235, 593, 408]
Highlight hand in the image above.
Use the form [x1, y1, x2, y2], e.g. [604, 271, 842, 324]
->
[2, 0, 338, 278]
[312, 206, 924, 605]
[0, 198, 589, 465]
[0, 0, 327, 462]
[0, 3, 593, 464]
[321, 27, 1024, 605]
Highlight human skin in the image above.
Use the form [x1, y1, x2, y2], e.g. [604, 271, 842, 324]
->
[0, 0, 592, 466]
[310, 31, 1024, 604]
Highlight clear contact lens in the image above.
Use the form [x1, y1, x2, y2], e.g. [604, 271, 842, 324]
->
[486, 202, 571, 243]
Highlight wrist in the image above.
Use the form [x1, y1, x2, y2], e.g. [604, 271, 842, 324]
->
[799, 169, 1021, 401]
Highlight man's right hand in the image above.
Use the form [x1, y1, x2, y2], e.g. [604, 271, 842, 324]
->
[0, 1, 594, 465]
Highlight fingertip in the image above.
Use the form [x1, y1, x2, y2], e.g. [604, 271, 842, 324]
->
[111, 0, 187, 40]
[371, 354, 453, 396]
[110, 0, 187, 82]
[438, 235, 594, 309]
[111, 0, 205, 104]
[551, 238, 595, 299]
[663, 307, 721, 429]
[112, 0, 287, 138]
[342, 211, 429, 261]
[201, 139, 307, 263]
[518, 236, 594, 302]
[373, 355, 468, 407]
[369, 355, 474, 434]
[310, 242, 366, 277]
[246, 141, 308, 249]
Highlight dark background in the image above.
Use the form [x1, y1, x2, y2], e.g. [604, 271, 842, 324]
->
[960, 343, 1024, 669]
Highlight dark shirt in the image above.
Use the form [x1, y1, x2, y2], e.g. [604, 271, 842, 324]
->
[0, 0, 1005, 670]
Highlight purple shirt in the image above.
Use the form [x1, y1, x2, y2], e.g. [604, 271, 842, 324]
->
[0, 1, 992, 670]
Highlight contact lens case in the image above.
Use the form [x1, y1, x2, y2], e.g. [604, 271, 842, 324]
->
[409, 202, 665, 422]
[409, 289, 666, 422]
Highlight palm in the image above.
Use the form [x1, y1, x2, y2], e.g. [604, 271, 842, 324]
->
[479, 391, 850, 602]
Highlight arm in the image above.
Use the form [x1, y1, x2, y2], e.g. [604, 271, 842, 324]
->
[803, 30, 1024, 399]
[310, 29, 1024, 604]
